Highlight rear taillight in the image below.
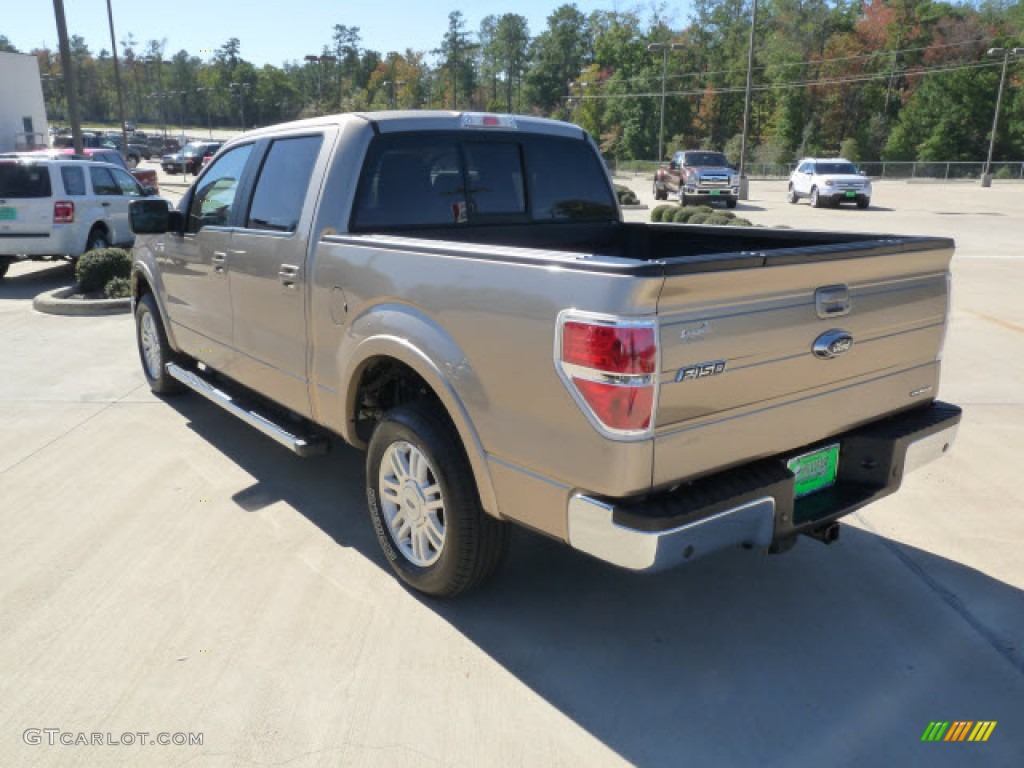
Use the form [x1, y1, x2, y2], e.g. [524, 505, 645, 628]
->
[53, 201, 74, 223]
[557, 314, 659, 437]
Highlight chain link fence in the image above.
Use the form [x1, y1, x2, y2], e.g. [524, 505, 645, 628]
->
[611, 159, 1024, 181]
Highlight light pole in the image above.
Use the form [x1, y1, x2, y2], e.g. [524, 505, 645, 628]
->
[981, 47, 1024, 187]
[304, 54, 336, 115]
[229, 82, 250, 131]
[738, 0, 759, 200]
[197, 87, 214, 138]
[647, 43, 683, 163]
[144, 55, 167, 138]
[383, 79, 405, 109]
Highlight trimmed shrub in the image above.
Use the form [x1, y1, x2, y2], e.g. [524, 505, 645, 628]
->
[687, 213, 712, 225]
[730, 217, 753, 226]
[650, 204, 675, 222]
[104, 276, 131, 299]
[76, 247, 132, 293]
[670, 207, 692, 223]
[614, 184, 639, 205]
[718, 210, 737, 220]
[705, 213, 734, 226]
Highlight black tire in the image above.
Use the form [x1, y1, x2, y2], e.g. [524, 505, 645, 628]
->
[0, 259, 9, 279]
[85, 227, 109, 252]
[857, 197, 870, 209]
[810, 187, 822, 208]
[787, 184, 798, 204]
[653, 182, 667, 201]
[367, 403, 507, 597]
[135, 292, 184, 394]
[725, 197, 737, 209]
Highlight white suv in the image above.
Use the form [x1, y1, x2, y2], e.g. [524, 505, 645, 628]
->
[788, 158, 871, 209]
[0, 156, 156, 279]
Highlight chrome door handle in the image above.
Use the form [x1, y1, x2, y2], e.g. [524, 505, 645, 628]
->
[212, 251, 227, 275]
[279, 264, 300, 289]
[815, 285, 852, 318]
[101, 202, 111, 207]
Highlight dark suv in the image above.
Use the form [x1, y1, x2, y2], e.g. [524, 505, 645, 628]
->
[161, 141, 222, 175]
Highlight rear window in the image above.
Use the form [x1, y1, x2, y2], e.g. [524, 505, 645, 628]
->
[0, 163, 52, 198]
[350, 132, 616, 231]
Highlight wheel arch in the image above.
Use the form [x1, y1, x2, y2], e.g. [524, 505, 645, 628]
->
[338, 331, 500, 520]
[131, 263, 183, 354]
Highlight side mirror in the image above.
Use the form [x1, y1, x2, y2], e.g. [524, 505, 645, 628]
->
[143, 186, 157, 196]
[130, 198, 181, 234]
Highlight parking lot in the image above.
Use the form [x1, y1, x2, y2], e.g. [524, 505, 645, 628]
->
[1, 180, 1022, 767]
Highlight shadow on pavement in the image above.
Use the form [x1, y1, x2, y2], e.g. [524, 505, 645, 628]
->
[0, 261, 75, 300]
[165, 393, 1024, 766]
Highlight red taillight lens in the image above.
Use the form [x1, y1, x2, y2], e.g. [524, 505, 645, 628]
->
[572, 379, 654, 431]
[559, 317, 658, 436]
[562, 322, 656, 374]
[53, 201, 74, 223]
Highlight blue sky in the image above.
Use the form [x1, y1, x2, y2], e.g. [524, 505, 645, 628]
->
[6, 1, 692, 68]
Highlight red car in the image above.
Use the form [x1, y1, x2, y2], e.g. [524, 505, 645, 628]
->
[28, 147, 159, 194]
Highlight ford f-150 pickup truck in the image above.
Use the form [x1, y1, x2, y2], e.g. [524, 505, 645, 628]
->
[653, 149, 740, 207]
[128, 111, 961, 596]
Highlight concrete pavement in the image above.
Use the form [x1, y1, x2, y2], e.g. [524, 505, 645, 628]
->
[1, 183, 1023, 767]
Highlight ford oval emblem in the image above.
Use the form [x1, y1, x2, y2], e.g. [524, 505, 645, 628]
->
[813, 329, 854, 359]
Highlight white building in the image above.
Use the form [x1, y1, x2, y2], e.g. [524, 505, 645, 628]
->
[0, 51, 49, 153]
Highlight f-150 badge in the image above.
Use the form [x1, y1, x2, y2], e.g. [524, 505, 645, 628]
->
[813, 329, 854, 359]
[675, 360, 726, 382]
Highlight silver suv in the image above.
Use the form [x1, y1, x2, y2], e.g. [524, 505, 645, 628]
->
[788, 158, 871, 209]
[0, 156, 156, 279]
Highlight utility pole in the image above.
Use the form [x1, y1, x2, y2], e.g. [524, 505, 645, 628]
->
[52, 0, 83, 154]
[738, 0, 759, 200]
[647, 43, 683, 163]
[105, 0, 130, 156]
[981, 47, 1024, 187]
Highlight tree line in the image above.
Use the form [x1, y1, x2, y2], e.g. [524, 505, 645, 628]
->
[6, 0, 1024, 164]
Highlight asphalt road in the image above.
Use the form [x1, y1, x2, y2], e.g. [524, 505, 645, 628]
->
[1, 181, 1022, 767]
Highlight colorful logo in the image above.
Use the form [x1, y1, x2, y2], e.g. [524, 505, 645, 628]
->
[921, 721, 997, 742]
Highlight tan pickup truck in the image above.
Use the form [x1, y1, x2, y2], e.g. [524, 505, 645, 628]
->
[128, 111, 961, 596]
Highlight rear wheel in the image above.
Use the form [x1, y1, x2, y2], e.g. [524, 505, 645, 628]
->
[810, 187, 822, 208]
[367, 403, 507, 597]
[85, 227, 109, 252]
[0, 259, 10, 280]
[135, 292, 184, 395]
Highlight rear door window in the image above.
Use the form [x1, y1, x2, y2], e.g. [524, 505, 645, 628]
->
[110, 168, 144, 197]
[89, 167, 121, 196]
[246, 135, 323, 232]
[0, 163, 52, 197]
[60, 166, 86, 196]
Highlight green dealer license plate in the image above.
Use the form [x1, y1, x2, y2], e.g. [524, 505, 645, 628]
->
[710, 189, 720, 196]
[845, 190, 856, 198]
[788, 443, 840, 498]
[0, 207, 16, 220]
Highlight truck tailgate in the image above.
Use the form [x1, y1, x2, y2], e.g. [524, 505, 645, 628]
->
[652, 238, 953, 486]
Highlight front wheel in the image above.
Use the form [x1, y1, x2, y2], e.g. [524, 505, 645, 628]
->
[810, 187, 822, 208]
[135, 293, 184, 394]
[787, 184, 798, 204]
[857, 197, 870, 209]
[725, 197, 737, 209]
[0, 259, 10, 280]
[367, 403, 506, 597]
[652, 182, 666, 201]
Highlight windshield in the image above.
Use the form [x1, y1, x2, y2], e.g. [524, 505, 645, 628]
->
[685, 152, 729, 167]
[815, 162, 859, 175]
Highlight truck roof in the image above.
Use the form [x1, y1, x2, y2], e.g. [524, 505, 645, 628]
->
[237, 111, 587, 142]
